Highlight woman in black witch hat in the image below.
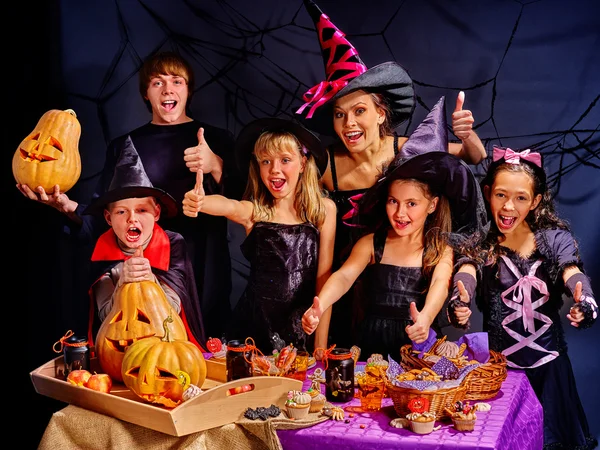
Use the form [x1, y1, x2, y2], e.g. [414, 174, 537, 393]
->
[302, 98, 488, 362]
[295, 0, 488, 350]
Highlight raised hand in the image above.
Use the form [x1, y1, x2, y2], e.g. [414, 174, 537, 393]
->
[302, 296, 324, 335]
[452, 91, 476, 141]
[121, 246, 152, 284]
[17, 183, 78, 214]
[567, 281, 585, 327]
[453, 280, 473, 326]
[405, 302, 431, 344]
[182, 169, 205, 218]
[183, 127, 221, 176]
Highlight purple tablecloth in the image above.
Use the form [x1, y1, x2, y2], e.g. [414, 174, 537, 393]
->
[277, 364, 543, 450]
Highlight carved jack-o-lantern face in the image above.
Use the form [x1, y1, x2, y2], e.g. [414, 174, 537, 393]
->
[12, 109, 81, 193]
[95, 281, 187, 382]
[122, 317, 207, 408]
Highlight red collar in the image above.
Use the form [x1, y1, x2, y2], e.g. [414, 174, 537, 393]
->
[91, 223, 170, 271]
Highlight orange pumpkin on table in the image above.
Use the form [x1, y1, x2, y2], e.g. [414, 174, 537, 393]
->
[122, 316, 207, 408]
[95, 280, 188, 382]
[13, 108, 81, 193]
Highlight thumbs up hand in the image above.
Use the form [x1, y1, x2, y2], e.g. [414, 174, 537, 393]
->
[405, 302, 431, 344]
[302, 296, 324, 335]
[184, 127, 223, 177]
[182, 170, 205, 218]
[452, 91, 476, 141]
[121, 246, 152, 284]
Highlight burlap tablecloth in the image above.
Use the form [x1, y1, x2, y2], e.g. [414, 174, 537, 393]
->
[38, 404, 328, 450]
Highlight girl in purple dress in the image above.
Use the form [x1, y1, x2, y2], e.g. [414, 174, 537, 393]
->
[448, 148, 598, 450]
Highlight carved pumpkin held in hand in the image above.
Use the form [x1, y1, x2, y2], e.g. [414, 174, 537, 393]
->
[13, 108, 82, 193]
[95, 280, 188, 382]
[122, 316, 207, 408]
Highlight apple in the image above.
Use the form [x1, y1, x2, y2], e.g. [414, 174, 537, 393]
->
[85, 373, 113, 393]
[67, 369, 92, 386]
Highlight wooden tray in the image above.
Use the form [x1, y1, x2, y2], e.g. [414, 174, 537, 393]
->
[30, 356, 301, 437]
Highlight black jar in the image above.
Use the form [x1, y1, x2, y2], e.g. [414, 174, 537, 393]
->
[63, 335, 90, 377]
[226, 340, 253, 381]
[324, 348, 354, 402]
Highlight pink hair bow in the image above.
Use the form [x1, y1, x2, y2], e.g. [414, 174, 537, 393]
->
[492, 147, 542, 168]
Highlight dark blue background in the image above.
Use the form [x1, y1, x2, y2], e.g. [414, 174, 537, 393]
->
[14, 1, 598, 447]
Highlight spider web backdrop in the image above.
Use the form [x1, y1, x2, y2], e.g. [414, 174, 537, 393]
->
[59, 0, 599, 285]
[59, 0, 598, 200]
[16, 1, 599, 446]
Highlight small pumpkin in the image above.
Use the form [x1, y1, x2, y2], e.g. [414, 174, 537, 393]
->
[122, 316, 207, 408]
[95, 280, 188, 382]
[13, 108, 82, 193]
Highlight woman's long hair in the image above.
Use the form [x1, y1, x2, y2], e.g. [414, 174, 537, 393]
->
[244, 130, 327, 227]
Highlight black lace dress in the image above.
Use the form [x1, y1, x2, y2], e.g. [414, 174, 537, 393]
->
[226, 222, 319, 353]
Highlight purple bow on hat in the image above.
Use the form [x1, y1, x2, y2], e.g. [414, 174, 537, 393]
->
[492, 147, 542, 168]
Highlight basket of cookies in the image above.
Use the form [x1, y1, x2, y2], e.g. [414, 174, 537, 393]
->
[384, 356, 476, 419]
[400, 332, 507, 400]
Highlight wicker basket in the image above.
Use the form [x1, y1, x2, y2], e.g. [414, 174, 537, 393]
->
[386, 382, 468, 419]
[463, 350, 507, 400]
[400, 343, 508, 401]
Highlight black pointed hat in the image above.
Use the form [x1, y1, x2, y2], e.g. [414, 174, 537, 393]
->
[358, 97, 488, 238]
[296, 0, 415, 136]
[83, 136, 177, 217]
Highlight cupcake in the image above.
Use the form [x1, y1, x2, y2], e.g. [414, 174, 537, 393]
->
[406, 411, 436, 434]
[446, 401, 478, 431]
[285, 390, 311, 419]
[406, 397, 436, 434]
[307, 387, 326, 413]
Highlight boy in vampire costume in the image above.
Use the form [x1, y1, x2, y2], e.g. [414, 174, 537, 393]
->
[85, 137, 206, 351]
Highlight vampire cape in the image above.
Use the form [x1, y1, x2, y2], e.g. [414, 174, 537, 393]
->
[87, 223, 206, 351]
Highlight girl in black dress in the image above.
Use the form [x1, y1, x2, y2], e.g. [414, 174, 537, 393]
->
[183, 118, 336, 354]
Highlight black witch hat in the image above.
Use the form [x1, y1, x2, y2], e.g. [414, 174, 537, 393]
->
[235, 117, 327, 177]
[295, 0, 415, 136]
[83, 136, 177, 218]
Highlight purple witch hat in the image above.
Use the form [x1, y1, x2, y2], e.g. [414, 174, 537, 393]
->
[357, 97, 488, 238]
[296, 0, 415, 136]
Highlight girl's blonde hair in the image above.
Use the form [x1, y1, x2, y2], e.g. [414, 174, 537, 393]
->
[244, 131, 327, 227]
